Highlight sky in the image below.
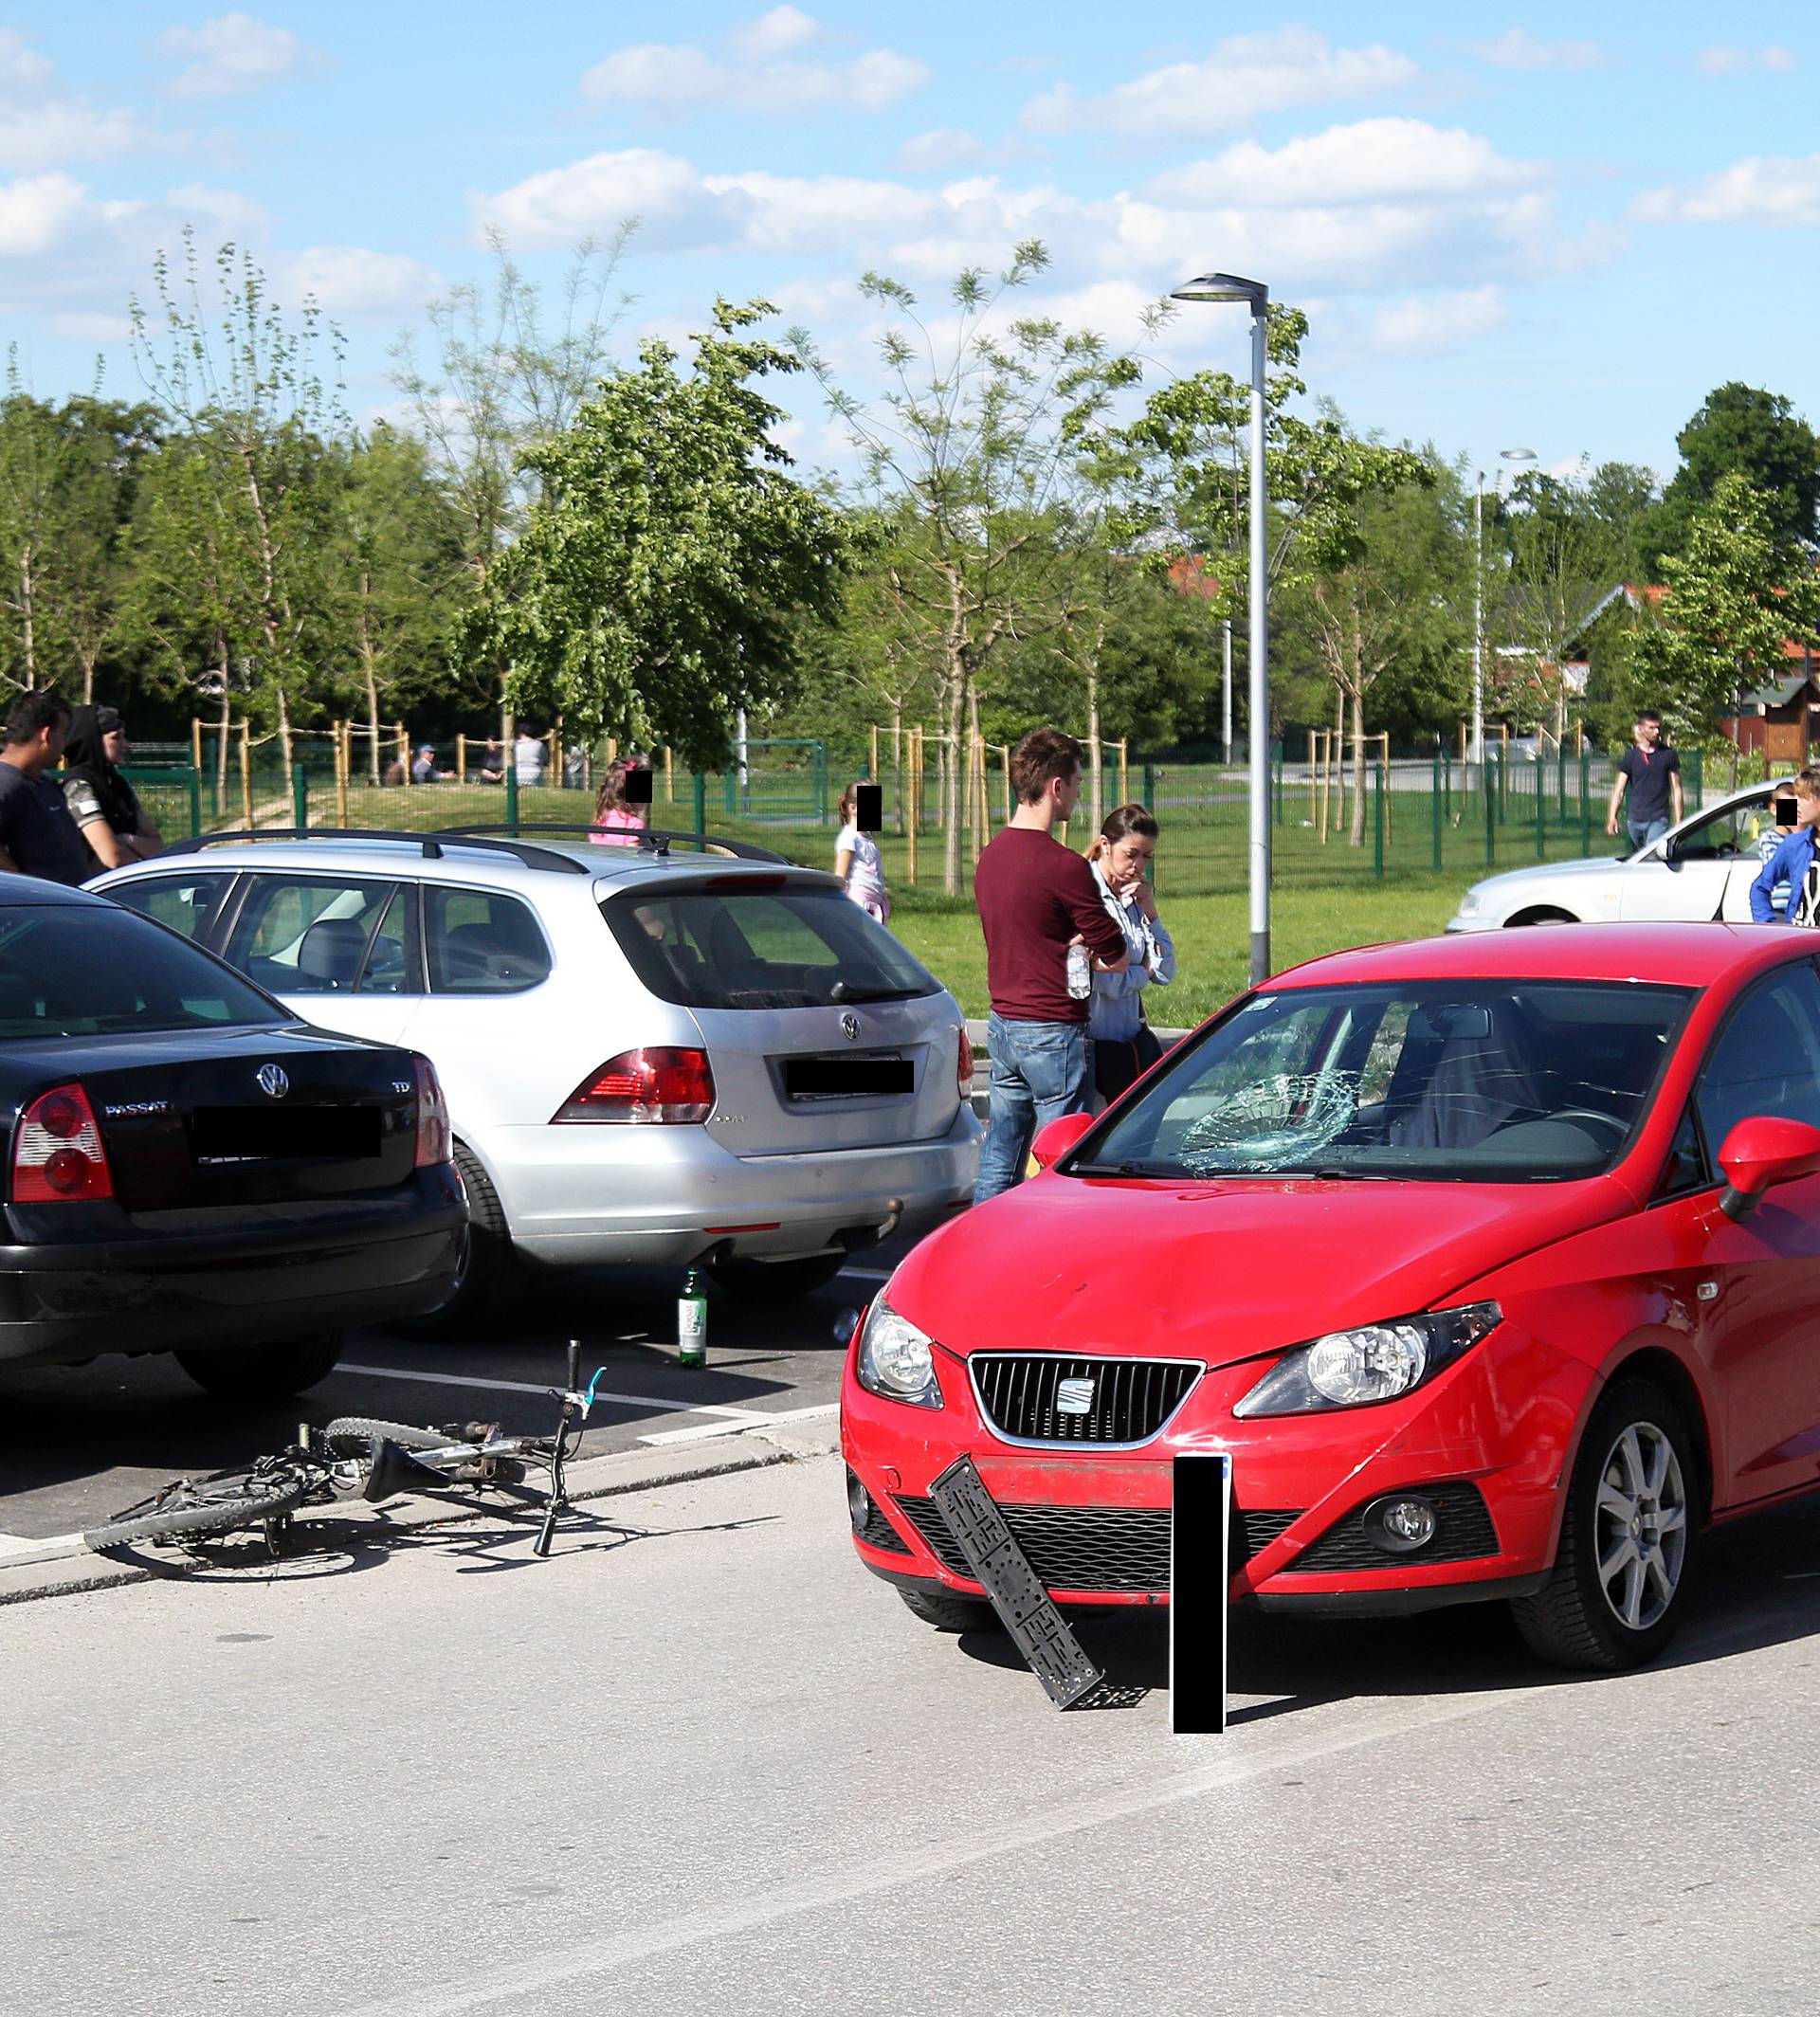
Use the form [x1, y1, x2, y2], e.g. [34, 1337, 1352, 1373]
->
[6, 2, 1820, 490]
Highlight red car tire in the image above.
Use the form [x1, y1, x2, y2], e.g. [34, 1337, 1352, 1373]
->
[1512, 1377, 1700, 1671]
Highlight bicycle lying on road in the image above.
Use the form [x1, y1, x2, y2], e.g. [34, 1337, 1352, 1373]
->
[84, 1344, 603, 1560]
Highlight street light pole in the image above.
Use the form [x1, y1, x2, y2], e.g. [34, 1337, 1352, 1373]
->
[1222, 617, 1232, 766]
[1173, 270, 1271, 984]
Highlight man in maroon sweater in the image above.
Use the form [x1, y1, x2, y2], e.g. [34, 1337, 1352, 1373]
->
[972, 727, 1128, 1203]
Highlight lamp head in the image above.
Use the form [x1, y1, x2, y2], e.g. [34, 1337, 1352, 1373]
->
[1500, 446, 1538, 463]
[1170, 271, 1268, 308]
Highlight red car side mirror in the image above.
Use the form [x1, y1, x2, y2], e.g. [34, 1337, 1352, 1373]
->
[1718, 1116, 1820, 1222]
[1029, 1111, 1095, 1171]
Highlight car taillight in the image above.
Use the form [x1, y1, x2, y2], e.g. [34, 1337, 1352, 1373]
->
[956, 1026, 974, 1100]
[413, 1055, 451, 1168]
[553, 1047, 716, 1124]
[11, 1083, 114, 1203]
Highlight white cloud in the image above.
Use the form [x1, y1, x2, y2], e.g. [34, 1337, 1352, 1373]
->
[0, 31, 162, 170]
[1367, 285, 1506, 356]
[51, 309, 132, 340]
[1696, 45, 1796, 77]
[1634, 154, 1820, 227]
[1153, 119, 1544, 209]
[477, 123, 1595, 307]
[0, 28, 54, 95]
[0, 170, 90, 256]
[1469, 29, 1602, 71]
[580, 10, 928, 118]
[1019, 28, 1416, 141]
[893, 129, 995, 174]
[155, 13, 327, 100]
[270, 245, 443, 317]
[729, 7, 820, 62]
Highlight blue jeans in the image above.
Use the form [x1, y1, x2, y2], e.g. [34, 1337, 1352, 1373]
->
[1628, 816, 1669, 850]
[973, 1014, 1092, 1205]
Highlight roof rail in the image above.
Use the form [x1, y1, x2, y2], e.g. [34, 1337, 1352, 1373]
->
[434, 823, 792, 866]
[154, 828, 592, 875]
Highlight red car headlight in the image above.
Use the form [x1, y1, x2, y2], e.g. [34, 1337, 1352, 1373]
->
[854, 1296, 943, 1410]
[1233, 1301, 1502, 1417]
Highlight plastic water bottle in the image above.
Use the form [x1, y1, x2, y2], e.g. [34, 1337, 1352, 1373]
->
[1065, 942, 1092, 1000]
[678, 1267, 707, 1369]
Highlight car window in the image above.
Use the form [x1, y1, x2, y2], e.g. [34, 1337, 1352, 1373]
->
[0, 906, 280, 1037]
[1694, 964, 1820, 1152]
[1670, 792, 1770, 861]
[104, 872, 232, 943]
[602, 884, 939, 1011]
[425, 886, 551, 994]
[225, 877, 404, 996]
[1080, 979, 1690, 1183]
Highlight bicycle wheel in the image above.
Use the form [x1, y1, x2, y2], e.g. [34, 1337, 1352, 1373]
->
[318, 1418, 460, 1456]
[84, 1468, 309, 1551]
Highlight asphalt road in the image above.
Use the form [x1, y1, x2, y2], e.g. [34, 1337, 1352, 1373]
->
[5, 1448, 1819, 2017]
[0, 1240, 912, 1543]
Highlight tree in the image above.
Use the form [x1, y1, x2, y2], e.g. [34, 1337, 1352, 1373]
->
[1625, 471, 1820, 749]
[458, 300, 853, 765]
[1287, 461, 1465, 844]
[1655, 383, 1820, 561]
[328, 426, 468, 781]
[1123, 312, 1429, 789]
[391, 229, 633, 722]
[129, 233, 348, 768]
[795, 241, 1142, 892]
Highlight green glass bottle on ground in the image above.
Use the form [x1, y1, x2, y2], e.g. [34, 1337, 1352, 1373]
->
[678, 1267, 707, 1369]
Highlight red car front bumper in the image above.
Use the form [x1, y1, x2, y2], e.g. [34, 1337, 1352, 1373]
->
[841, 1325, 1590, 1614]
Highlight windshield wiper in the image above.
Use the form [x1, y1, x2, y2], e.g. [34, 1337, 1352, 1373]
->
[1274, 1165, 1386, 1181]
[828, 981, 922, 1003]
[1068, 1159, 1182, 1178]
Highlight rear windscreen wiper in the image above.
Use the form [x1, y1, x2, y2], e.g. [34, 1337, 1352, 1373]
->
[828, 982, 923, 1003]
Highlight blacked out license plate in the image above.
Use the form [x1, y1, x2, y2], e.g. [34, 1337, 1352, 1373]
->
[786, 1055, 914, 1100]
[191, 1106, 382, 1161]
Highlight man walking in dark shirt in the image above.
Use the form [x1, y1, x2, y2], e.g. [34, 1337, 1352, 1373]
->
[1605, 708, 1683, 851]
[972, 727, 1128, 1204]
[0, 690, 95, 885]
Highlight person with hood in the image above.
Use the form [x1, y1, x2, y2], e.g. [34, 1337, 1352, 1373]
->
[62, 705, 162, 869]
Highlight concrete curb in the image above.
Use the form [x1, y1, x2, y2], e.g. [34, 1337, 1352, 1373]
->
[0, 1416, 843, 1610]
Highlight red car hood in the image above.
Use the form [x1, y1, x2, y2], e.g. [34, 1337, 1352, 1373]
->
[893, 1172, 1637, 1369]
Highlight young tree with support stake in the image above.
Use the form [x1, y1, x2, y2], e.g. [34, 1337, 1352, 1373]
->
[793, 241, 1142, 895]
[457, 300, 853, 768]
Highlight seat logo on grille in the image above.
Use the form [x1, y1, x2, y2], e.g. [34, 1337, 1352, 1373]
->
[1055, 1377, 1096, 1415]
[256, 1064, 289, 1099]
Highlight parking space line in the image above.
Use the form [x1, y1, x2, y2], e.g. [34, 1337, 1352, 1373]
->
[637, 1402, 839, 1447]
[337, 1362, 755, 1421]
[0, 1529, 84, 1565]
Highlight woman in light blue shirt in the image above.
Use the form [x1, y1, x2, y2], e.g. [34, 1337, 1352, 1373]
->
[1084, 803, 1176, 1105]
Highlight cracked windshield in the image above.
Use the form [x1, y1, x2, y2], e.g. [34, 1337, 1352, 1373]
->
[1083, 982, 1692, 1181]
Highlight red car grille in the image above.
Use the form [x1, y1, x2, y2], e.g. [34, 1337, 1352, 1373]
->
[892, 1498, 1301, 1590]
[969, 1354, 1200, 1445]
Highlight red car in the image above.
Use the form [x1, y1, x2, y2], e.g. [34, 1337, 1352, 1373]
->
[842, 924, 1820, 1670]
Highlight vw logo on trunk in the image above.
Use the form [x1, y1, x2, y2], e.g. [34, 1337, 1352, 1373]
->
[256, 1063, 290, 1099]
[840, 1012, 862, 1042]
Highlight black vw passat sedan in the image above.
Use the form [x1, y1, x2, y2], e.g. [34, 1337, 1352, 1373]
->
[0, 879, 464, 1398]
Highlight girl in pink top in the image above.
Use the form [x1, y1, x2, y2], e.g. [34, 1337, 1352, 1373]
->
[589, 760, 650, 845]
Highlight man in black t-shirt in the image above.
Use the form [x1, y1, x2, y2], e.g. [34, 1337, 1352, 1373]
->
[0, 690, 97, 885]
[1604, 709, 1683, 851]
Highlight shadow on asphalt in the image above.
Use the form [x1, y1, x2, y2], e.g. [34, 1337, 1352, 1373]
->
[940, 1493, 1820, 1714]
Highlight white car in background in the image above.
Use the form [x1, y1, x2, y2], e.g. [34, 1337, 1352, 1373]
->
[94, 829, 979, 1331]
[1447, 780, 1793, 931]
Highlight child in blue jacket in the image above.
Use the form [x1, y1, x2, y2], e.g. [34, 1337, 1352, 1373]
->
[1750, 770, 1820, 922]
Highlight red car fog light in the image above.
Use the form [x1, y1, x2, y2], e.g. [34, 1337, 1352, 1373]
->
[1365, 1496, 1440, 1554]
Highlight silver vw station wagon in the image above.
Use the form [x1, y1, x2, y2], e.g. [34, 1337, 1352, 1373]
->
[94, 830, 979, 1328]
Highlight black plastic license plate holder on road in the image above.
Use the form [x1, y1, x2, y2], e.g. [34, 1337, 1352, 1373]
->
[191, 1106, 382, 1161]
[785, 1055, 913, 1100]
[927, 1454, 1104, 1709]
